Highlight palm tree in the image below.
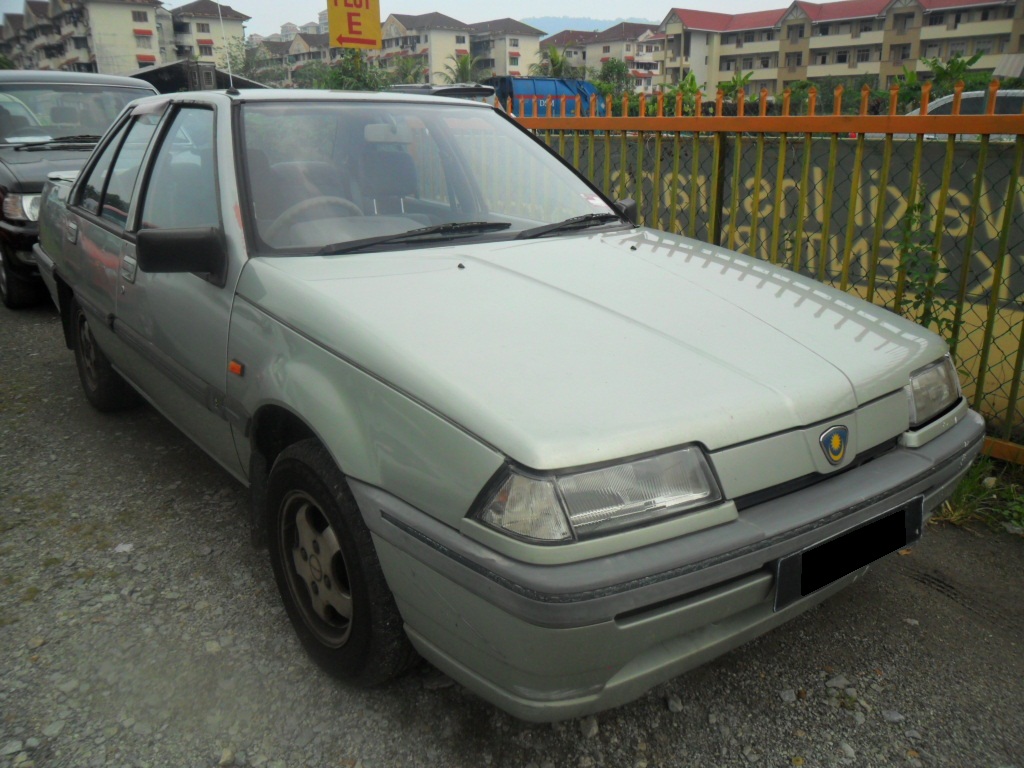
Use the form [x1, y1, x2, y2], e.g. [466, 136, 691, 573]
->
[529, 45, 580, 78]
[392, 55, 425, 84]
[437, 53, 490, 84]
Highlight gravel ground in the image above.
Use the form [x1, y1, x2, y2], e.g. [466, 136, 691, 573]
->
[2, 301, 1023, 768]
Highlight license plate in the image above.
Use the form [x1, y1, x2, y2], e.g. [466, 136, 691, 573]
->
[773, 497, 924, 612]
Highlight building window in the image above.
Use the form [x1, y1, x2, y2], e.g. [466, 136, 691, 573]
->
[786, 52, 803, 67]
[135, 35, 152, 49]
[815, 51, 828, 64]
[73, 36, 88, 49]
[509, 38, 518, 46]
[787, 24, 804, 41]
[860, 20, 874, 32]
[857, 48, 871, 62]
[455, 35, 465, 43]
[980, 8, 990, 20]
[894, 14, 914, 34]
[720, 58, 735, 71]
[974, 38, 993, 55]
[924, 42, 940, 57]
[949, 40, 967, 56]
[132, 10, 148, 23]
[603, 45, 610, 53]
[625, 44, 631, 52]
[744, 31, 755, 42]
[722, 34, 733, 44]
[836, 50, 849, 63]
[509, 56, 519, 65]
[819, 24, 830, 35]
[199, 45, 213, 56]
[197, 23, 211, 33]
[928, 13, 945, 26]
[760, 56, 771, 68]
[742, 57, 753, 69]
[764, 30, 774, 41]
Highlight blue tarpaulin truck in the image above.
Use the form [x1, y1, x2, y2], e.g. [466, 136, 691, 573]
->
[482, 77, 606, 117]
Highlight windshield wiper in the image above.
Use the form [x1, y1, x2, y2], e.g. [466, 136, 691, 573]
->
[13, 134, 104, 151]
[315, 221, 511, 255]
[515, 212, 625, 240]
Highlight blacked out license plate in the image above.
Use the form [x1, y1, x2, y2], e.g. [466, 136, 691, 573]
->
[773, 497, 924, 612]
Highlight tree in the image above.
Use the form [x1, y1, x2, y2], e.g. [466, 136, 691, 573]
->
[292, 51, 391, 91]
[718, 69, 753, 101]
[920, 52, 986, 96]
[594, 58, 631, 99]
[529, 45, 581, 79]
[219, 38, 288, 85]
[391, 55, 425, 84]
[437, 53, 490, 84]
[660, 71, 702, 116]
[0, 53, 14, 70]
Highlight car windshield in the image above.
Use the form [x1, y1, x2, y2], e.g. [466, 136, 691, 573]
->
[0, 83, 154, 145]
[240, 100, 622, 252]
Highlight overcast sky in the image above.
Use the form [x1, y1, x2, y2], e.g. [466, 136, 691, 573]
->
[0, 1, 789, 38]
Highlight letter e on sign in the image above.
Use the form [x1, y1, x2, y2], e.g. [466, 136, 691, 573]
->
[329, 0, 381, 49]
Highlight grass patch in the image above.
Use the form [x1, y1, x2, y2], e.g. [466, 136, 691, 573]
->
[935, 456, 1024, 533]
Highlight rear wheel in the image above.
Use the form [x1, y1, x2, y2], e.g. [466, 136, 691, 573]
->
[71, 299, 137, 411]
[0, 247, 42, 309]
[267, 439, 416, 686]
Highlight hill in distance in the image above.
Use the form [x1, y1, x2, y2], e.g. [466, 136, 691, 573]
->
[522, 16, 661, 36]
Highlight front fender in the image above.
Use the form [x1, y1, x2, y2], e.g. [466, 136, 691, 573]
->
[227, 297, 504, 530]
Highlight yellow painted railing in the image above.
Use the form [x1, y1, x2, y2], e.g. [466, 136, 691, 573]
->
[510, 81, 1024, 453]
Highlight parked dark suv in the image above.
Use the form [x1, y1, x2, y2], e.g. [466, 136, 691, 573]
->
[0, 70, 157, 308]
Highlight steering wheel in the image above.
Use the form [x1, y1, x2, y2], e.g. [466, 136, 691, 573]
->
[264, 196, 363, 243]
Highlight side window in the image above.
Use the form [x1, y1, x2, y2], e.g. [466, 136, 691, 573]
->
[101, 113, 160, 228]
[140, 107, 218, 230]
[79, 120, 131, 215]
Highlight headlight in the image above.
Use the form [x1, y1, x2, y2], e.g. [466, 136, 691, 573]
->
[907, 355, 961, 428]
[476, 446, 723, 542]
[2, 193, 41, 222]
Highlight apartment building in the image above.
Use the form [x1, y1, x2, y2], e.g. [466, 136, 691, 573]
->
[540, 29, 599, 71]
[586, 22, 663, 91]
[170, 0, 248, 66]
[0, 0, 248, 76]
[468, 18, 544, 76]
[367, 13, 543, 82]
[656, 0, 1023, 94]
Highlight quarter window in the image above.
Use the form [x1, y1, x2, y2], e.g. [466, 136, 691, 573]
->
[199, 45, 213, 56]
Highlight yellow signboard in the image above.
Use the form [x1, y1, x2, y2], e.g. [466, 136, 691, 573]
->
[328, 0, 382, 49]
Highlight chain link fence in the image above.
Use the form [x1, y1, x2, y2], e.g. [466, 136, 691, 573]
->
[536, 126, 1024, 444]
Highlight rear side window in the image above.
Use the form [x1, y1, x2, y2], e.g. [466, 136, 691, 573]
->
[79, 120, 130, 215]
[100, 113, 160, 227]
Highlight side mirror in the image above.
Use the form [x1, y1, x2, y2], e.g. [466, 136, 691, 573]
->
[136, 227, 227, 286]
[615, 198, 638, 226]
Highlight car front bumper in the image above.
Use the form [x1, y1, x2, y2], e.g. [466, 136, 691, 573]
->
[350, 409, 985, 721]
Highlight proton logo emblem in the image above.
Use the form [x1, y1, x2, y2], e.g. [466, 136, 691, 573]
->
[820, 425, 849, 466]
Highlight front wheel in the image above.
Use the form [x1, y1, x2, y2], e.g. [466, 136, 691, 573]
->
[71, 299, 137, 411]
[267, 439, 416, 686]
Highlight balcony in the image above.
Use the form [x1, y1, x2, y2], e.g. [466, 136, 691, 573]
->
[920, 19, 1010, 39]
[733, 39, 777, 54]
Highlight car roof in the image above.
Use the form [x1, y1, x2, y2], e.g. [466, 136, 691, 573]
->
[134, 88, 492, 109]
[0, 69, 158, 90]
[907, 90, 1024, 114]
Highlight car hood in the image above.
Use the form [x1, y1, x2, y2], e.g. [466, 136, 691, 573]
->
[236, 228, 946, 469]
[0, 147, 94, 192]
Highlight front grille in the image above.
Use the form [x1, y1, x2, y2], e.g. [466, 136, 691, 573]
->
[733, 437, 899, 511]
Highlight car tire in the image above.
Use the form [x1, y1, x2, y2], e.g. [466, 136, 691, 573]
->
[71, 299, 138, 412]
[0, 246, 42, 309]
[267, 438, 417, 687]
